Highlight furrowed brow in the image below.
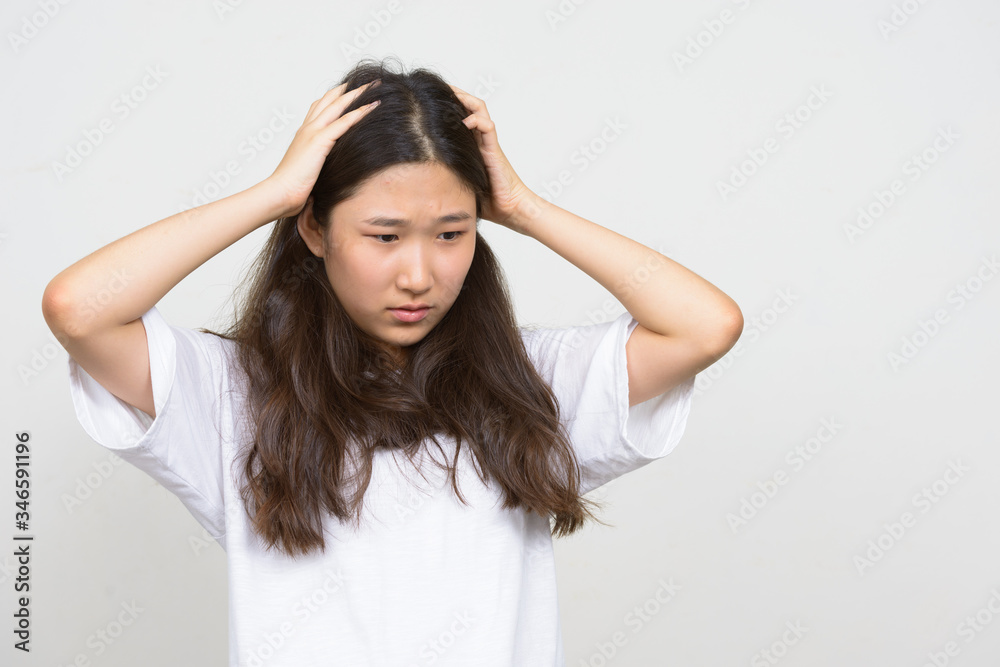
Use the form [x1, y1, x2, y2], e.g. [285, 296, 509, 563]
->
[360, 212, 474, 228]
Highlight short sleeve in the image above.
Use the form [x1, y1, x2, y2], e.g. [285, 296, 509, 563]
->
[520, 312, 695, 496]
[66, 305, 229, 545]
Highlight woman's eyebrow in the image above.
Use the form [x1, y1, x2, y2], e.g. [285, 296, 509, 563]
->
[359, 212, 473, 228]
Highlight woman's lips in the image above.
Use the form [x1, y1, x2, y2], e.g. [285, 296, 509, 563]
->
[389, 307, 430, 322]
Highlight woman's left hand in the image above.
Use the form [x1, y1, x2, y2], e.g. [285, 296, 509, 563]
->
[450, 84, 539, 234]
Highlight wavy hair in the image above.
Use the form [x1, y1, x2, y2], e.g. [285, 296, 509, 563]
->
[203, 56, 608, 557]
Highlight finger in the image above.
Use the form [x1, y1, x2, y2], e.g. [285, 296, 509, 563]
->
[307, 79, 379, 125]
[311, 79, 379, 125]
[320, 99, 381, 142]
[304, 81, 349, 125]
[460, 108, 493, 131]
[449, 84, 493, 121]
[313, 83, 381, 132]
[449, 85, 487, 111]
[461, 113, 499, 150]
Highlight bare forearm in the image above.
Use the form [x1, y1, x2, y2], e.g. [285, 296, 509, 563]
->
[513, 195, 742, 346]
[43, 179, 289, 337]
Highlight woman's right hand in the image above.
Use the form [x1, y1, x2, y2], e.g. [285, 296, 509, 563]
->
[265, 79, 382, 218]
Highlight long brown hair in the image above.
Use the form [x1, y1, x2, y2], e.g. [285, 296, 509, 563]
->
[202, 56, 607, 557]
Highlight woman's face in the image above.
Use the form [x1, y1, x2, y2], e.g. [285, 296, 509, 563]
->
[298, 161, 478, 363]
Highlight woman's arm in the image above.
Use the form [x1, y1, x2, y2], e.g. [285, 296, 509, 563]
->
[42, 181, 288, 337]
[41, 181, 289, 419]
[450, 84, 743, 406]
[42, 80, 381, 418]
[42, 79, 381, 337]
[511, 195, 743, 406]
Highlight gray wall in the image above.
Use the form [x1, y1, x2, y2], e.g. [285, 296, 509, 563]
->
[4, 0, 999, 665]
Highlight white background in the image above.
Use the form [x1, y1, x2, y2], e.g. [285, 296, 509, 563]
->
[3, 0, 999, 665]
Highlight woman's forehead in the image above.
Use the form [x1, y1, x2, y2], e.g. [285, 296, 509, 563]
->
[331, 163, 477, 226]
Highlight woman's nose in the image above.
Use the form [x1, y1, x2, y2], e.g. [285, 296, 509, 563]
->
[395, 246, 432, 292]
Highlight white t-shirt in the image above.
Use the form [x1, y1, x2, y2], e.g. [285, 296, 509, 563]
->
[67, 305, 694, 667]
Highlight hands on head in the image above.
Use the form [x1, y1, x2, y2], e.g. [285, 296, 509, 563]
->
[267, 79, 383, 219]
[265, 77, 539, 234]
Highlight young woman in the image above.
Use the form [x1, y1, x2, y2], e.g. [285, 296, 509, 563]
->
[42, 57, 742, 666]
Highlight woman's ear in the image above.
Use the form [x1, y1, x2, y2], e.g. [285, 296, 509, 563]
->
[295, 197, 325, 258]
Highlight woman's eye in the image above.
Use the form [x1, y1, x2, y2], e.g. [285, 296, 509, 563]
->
[370, 232, 464, 243]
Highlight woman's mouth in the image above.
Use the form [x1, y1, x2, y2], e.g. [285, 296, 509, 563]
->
[388, 307, 430, 322]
